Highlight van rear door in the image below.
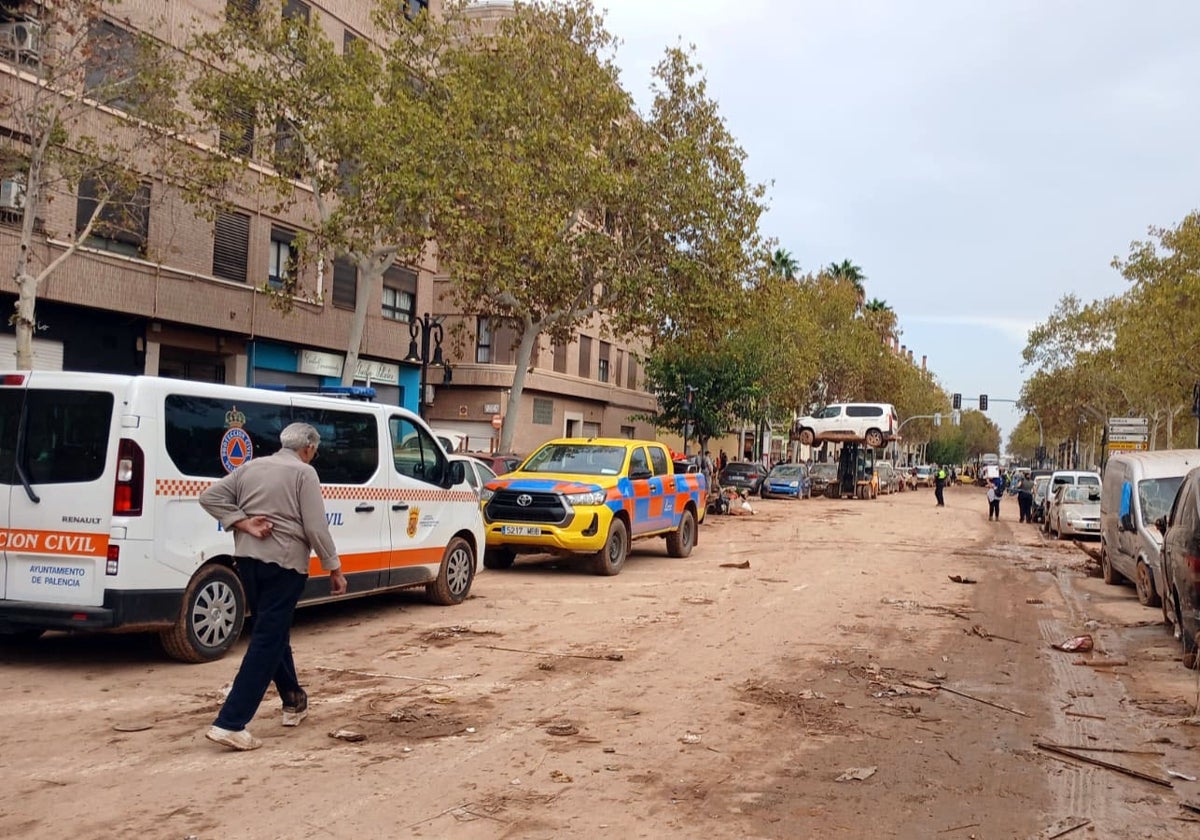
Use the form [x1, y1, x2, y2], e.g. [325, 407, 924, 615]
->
[3, 373, 117, 607]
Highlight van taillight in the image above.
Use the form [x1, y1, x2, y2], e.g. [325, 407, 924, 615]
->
[113, 438, 144, 516]
[2, 374, 25, 386]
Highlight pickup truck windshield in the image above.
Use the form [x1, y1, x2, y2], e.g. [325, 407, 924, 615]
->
[522, 443, 628, 476]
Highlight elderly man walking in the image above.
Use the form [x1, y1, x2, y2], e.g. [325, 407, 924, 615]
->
[199, 422, 347, 751]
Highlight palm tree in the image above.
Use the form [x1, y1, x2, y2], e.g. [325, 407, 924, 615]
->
[828, 259, 866, 309]
[770, 248, 799, 280]
[864, 297, 898, 343]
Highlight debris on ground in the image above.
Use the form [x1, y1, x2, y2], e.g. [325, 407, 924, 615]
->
[1051, 635, 1093, 652]
[329, 729, 367, 742]
[948, 575, 976, 584]
[835, 766, 877, 782]
[544, 723, 579, 736]
[719, 560, 751, 569]
[679, 732, 702, 744]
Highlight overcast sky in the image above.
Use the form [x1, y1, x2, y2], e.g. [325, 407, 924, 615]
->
[596, 0, 1200, 447]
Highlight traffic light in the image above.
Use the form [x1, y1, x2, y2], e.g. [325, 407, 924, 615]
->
[979, 394, 988, 411]
[952, 393, 961, 410]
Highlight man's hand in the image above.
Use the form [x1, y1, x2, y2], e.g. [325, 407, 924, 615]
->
[233, 515, 273, 539]
[329, 569, 348, 596]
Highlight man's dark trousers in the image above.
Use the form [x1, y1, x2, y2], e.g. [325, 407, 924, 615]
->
[934, 479, 945, 507]
[1018, 491, 1033, 523]
[214, 558, 307, 731]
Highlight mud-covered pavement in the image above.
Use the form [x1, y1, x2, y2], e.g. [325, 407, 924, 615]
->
[1, 483, 1198, 839]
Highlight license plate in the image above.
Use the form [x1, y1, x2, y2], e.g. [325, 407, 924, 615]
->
[501, 525, 541, 536]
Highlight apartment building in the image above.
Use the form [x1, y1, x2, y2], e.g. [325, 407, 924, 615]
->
[0, 0, 658, 454]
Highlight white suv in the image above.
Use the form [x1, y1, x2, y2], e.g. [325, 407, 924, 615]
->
[793, 403, 899, 448]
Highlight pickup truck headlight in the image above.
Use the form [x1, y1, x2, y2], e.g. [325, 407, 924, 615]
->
[480, 488, 495, 502]
[564, 490, 607, 506]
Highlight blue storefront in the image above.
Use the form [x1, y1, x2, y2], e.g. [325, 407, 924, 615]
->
[248, 340, 420, 412]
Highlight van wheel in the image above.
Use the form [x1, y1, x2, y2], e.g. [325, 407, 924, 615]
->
[483, 547, 515, 570]
[865, 429, 884, 448]
[427, 536, 475, 605]
[799, 429, 814, 445]
[1100, 545, 1121, 584]
[1134, 561, 1159, 607]
[592, 518, 628, 576]
[666, 509, 697, 558]
[1182, 625, 1199, 670]
[160, 564, 245, 663]
[0, 627, 45, 644]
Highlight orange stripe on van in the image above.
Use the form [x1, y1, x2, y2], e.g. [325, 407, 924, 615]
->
[306, 546, 445, 576]
[0, 529, 108, 557]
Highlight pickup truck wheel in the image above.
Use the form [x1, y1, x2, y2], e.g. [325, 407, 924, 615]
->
[865, 429, 884, 448]
[592, 518, 628, 576]
[160, 564, 245, 663]
[666, 509, 697, 558]
[483, 547, 515, 570]
[1134, 560, 1159, 607]
[427, 536, 475, 605]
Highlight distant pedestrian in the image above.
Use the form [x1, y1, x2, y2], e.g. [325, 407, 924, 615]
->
[1017, 472, 1035, 523]
[934, 464, 947, 507]
[199, 422, 347, 751]
[986, 482, 1001, 520]
[718, 450, 728, 472]
[701, 450, 715, 480]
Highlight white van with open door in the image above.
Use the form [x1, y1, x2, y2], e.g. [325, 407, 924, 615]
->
[0, 372, 484, 661]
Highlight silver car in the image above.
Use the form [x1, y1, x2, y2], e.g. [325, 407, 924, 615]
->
[1047, 484, 1101, 539]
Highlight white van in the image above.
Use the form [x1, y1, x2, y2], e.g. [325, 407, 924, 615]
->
[793, 403, 900, 449]
[0, 372, 484, 662]
[1100, 450, 1200, 609]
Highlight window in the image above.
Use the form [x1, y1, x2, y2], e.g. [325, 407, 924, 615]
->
[331, 257, 356, 309]
[598, 341, 610, 383]
[76, 177, 150, 257]
[0, 390, 113, 486]
[404, 0, 429, 20]
[163, 395, 289, 478]
[219, 98, 255, 159]
[268, 227, 297, 289]
[390, 416, 448, 486]
[619, 425, 635, 440]
[475, 317, 493, 363]
[533, 398, 553, 425]
[226, 0, 260, 19]
[846, 405, 884, 418]
[626, 354, 638, 390]
[553, 338, 568, 373]
[343, 29, 360, 54]
[282, 0, 310, 23]
[381, 265, 416, 323]
[629, 447, 648, 476]
[212, 211, 250, 282]
[84, 20, 136, 112]
[613, 351, 623, 388]
[649, 446, 669, 477]
[577, 335, 592, 379]
[292, 406, 380, 485]
[274, 117, 303, 178]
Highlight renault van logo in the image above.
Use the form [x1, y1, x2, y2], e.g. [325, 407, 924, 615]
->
[516, 494, 532, 507]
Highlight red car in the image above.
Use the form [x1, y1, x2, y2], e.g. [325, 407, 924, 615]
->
[466, 452, 523, 475]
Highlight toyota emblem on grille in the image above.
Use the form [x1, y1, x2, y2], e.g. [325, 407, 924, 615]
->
[516, 494, 533, 507]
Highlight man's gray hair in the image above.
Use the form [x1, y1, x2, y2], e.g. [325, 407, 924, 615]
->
[280, 422, 321, 451]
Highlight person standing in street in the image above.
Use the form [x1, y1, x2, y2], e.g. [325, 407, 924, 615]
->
[987, 479, 1003, 520]
[1017, 472, 1035, 523]
[199, 422, 347, 751]
[934, 464, 947, 507]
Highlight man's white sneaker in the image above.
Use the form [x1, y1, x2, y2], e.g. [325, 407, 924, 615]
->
[206, 725, 262, 751]
[282, 689, 308, 727]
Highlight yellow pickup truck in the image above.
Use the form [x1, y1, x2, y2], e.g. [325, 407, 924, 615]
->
[480, 438, 708, 575]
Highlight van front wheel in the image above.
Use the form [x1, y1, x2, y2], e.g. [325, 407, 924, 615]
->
[1134, 560, 1160, 607]
[427, 536, 475, 605]
[160, 564, 246, 663]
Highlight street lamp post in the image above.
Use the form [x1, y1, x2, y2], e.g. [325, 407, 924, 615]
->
[404, 312, 445, 419]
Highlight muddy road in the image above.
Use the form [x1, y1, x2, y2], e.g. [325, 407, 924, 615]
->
[1, 484, 1198, 839]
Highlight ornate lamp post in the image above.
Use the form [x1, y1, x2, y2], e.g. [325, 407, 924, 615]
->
[404, 312, 446, 418]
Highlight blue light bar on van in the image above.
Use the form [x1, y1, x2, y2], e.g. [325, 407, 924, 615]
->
[254, 385, 377, 400]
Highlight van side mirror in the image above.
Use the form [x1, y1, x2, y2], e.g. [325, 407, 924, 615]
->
[445, 459, 465, 487]
[1155, 516, 1167, 536]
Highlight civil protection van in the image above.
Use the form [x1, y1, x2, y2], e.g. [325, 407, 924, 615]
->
[0, 372, 484, 661]
[1100, 450, 1200, 609]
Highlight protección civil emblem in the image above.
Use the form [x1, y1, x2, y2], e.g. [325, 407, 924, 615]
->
[219, 405, 253, 473]
[406, 506, 420, 538]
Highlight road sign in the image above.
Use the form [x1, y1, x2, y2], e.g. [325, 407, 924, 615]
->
[1107, 440, 1148, 451]
[1107, 433, 1149, 443]
[1108, 417, 1148, 430]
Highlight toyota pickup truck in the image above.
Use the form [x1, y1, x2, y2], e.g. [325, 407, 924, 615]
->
[480, 438, 708, 575]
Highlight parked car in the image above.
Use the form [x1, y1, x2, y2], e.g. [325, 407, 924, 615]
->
[874, 461, 897, 495]
[761, 463, 811, 500]
[1159, 465, 1200, 668]
[451, 454, 498, 499]
[808, 462, 839, 497]
[792, 403, 900, 449]
[1100, 450, 1200, 607]
[1046, 484, 1101, 539]
[1031, 475, 1052, 524]
[466, 451, 523, 475]
[720, 462, 768, 495]
[1050, 469, 1102, 490]
[913, 465, 934, 488]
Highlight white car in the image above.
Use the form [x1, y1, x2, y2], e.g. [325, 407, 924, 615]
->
[1047, 484, 1102, 539]
[793, 403, 900, 449]
[451, 454, 497, 498]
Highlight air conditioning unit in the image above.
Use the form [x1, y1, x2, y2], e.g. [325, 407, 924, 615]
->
[0, 20, 41, 60]
[0, 178, 25, 211]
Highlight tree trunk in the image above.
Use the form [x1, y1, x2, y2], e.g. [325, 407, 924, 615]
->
[499, 316, 540, 453]
[340, 261, 383, 387]
[13, 157, 44, 370]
